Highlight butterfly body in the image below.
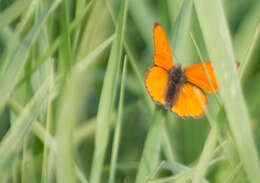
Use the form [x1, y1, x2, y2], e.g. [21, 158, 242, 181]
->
[145, 23, 220, 118]
[165, 64, 187, 109]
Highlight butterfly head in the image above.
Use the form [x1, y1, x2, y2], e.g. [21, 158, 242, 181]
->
[168, 64, 187, 85]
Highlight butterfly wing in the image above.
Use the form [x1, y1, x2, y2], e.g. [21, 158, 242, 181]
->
[153, 23, 174, 71]
[145, 66, 168, 104]
[185, 62, 219, 94]
[172, 83, 208, 118]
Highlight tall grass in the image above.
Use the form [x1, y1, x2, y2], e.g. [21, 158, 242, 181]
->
[0, 0, 260, 183]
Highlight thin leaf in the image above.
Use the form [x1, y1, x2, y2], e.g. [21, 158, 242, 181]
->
[171, 0, 193, 60]
[0, 0, 61, 112]
[109, 56, 128, 183]
[135, 108, 164, 183]
[194, 0, 260, 182]
[192, 124, 218, 183]
[0, 77, 53, 181]
[0, 0, 32, 31]
[89, 0, 128, 182]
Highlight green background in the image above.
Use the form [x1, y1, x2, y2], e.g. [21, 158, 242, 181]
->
[0, 0, 260, 182]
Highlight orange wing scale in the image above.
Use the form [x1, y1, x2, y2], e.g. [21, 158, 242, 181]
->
[185, 62, 219, 94]
[145, 66, 168, 104]
[153, 23, 174, 71]
[172, 83, 208, 118]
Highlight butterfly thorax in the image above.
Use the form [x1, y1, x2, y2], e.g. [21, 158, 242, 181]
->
[165, 64, 187, 108]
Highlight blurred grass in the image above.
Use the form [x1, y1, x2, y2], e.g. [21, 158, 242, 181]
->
[135, 108, 164, 183]
[194, 1, 260, 183]
[109, 56, 127, 183]
[0, 0, 260, 183]
[89, 0, 128, 182]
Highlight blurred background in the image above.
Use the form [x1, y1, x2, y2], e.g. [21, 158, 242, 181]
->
[0, 0, 260, 182]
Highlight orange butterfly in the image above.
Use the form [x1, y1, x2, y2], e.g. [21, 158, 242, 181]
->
[145, 23, 219, 118]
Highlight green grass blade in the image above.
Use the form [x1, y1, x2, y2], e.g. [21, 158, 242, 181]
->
[194, 0, 260, 182]
[128, 0, 156, 51]
[7, 98, 57, 151]
[58, 0, 72, 75]
[154, 162, 209, 183]
[0, 0, 61, 112]
[0, 77, 53, 181]
[56, 84, 77, 183]
[16, 1, 94, 86]
[15, 0, 41, 34]
[170, 0, 192, 60]
[147, 169, 192, 183]
[71, 0, 86, 54]
[109, 56, 128, 183]
[232, 0, 260, 90]
[135, 109, 164, 183]
[0, 0, 32, 31]
[233, 0, 260, 62]
[56, 1, 76, 176]
[192, 123, 217, 183]
[75, 166, 89, 183]
[73, 34, 115, 73]
[55, 11, 74, 183]
[167, 0, 184, 28]
[161, 122, 175, 162]
[89, 0, 128, 182]
[105, 0, 155, 114]
[40, 64, 55, 183]
[125, 44, 154, 113]
[240, 24, 260, 84]
[8, 98, 89, 183]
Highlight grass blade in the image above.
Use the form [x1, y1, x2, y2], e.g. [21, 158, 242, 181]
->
[0, 0, 32, 31]
[104, 1, 154, 113]
[8, 99, 89, 183]
[240, 24, 260, 84]
[55, 1, 76, 178]
[128, 0, 156, 51]
[233, 0, 260, 62]
[0, 0, 61, 112]
[170, 0, 193, 60]
[135, 108, 164, 183]
[0, 77, 53, 181]
[109, 56, 128, 183]
[73, 34, 115, 73]
[89, 0, 128, 182]
[56, 77, 79, 183]
[58, 0, 72, 75]
[55, 3, 75, 180]
[194, 0, 260, 182]
[192, 124, 217, 183]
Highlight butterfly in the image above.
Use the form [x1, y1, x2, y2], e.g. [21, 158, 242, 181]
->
[145, 23, 219, 118]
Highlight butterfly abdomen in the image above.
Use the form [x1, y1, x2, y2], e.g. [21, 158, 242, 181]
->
[165, 65, 187, 108]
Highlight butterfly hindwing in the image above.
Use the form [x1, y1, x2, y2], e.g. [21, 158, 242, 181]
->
[153, 23, 174, 71]
[145, 66, 168, 105]
[185, 62, 219, 94]
[172, 83, 208, 118]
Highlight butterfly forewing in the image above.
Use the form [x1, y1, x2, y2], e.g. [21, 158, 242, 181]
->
[185, 62, 219, 94]
[145, 66, 168, 105]
[172, 83, 208, 118]
[153, 23, 174, 71]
